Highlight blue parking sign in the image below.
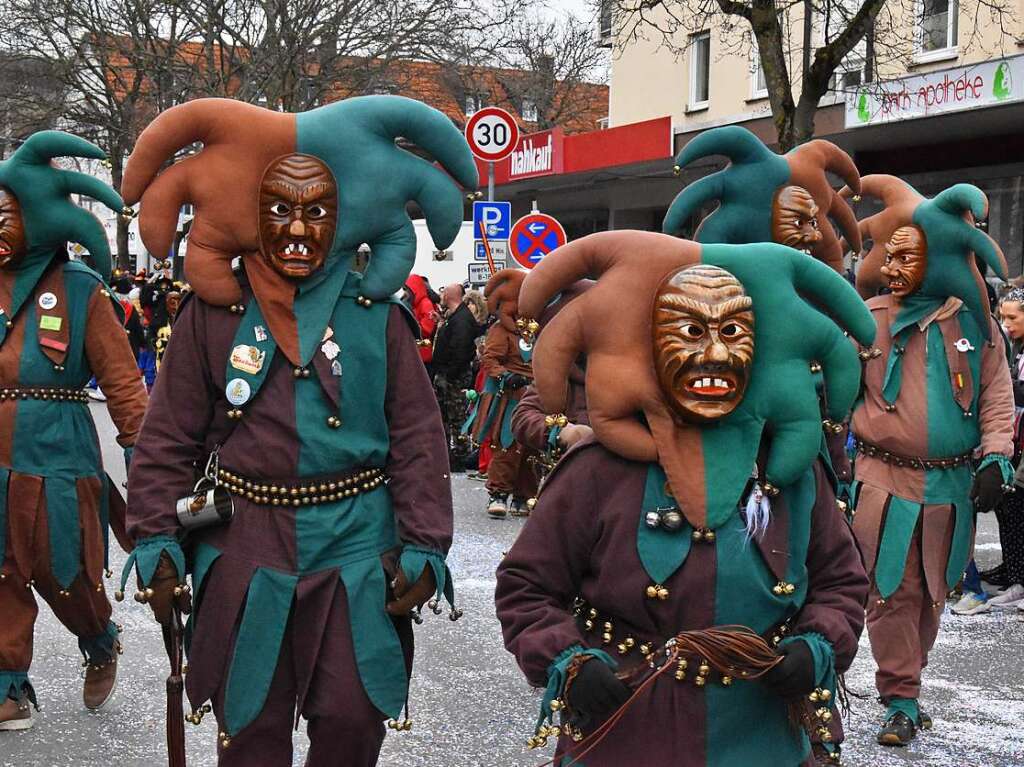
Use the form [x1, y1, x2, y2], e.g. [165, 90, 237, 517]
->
[472, 201, 512, 241]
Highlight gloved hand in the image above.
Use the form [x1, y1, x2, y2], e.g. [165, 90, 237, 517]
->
[139, 552, 192, 626]
[564, 657, 631, 730]
[761, 639, 816, 700]
[971, 461, 1005, 513]
[558, 423, 594, 449]
[505, 373, 531, 390]
[432, 374, 450, 392]
[386, 565, 436, 616]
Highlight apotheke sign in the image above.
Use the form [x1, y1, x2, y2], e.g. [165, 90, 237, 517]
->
[508, 128, 564, 181]
[846, 56, 1024, 128]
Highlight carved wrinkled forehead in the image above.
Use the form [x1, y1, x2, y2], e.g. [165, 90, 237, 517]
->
[261, 154, 336, 194]
[657, 264, 752, 314]
[776, 185, 816, 211]
[887, 224, 926, 253]
[0, 187, 20, 209]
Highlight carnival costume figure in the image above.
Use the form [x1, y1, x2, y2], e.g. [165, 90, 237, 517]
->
[120, 96, 477, 766]
[465, 269, 539, 517]
[845, 176, 1014, 746]
[0, 132, 148, 729]
[495, 230, 873, 766]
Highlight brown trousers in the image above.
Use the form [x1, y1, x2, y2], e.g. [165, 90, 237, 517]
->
[485, 443, 539, 498]
[864, 522, 943, 702]
[1, 491, 112, 681]
[213, 580, 387, 767]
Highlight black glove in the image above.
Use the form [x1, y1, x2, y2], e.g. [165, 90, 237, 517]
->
[565, 658, 631, 730]
[432, 374, 450, 392]
[505, 373, 530, 390]
[761, 639, 816, 700]
[971, 461, 1005, 513]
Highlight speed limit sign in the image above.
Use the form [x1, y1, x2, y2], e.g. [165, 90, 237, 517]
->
[465, 107, 520, 163]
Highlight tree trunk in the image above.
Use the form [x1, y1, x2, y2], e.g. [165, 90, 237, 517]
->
[108, 150, 131, 271]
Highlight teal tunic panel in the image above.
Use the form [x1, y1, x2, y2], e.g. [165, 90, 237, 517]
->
[45, 476, 81, 589]
[636, 464, 691, 585]
[873, 497, 921, 599]
[707, 467, 816, 767]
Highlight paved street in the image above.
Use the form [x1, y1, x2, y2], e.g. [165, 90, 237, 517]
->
[2, 404, 1024, 766]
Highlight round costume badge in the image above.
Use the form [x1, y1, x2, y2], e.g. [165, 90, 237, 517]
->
[39, 292, 57, 310]
[954, 337, 975, 353]
[518, 338, 533, 353]
[226, 378, 252, 406]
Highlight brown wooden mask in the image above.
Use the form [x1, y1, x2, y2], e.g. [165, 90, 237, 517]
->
[259, 154, 338, 280]
[881, 225, 927, 300]
[653, 264, 754, 424]
[771, 185, 822, 254]
[0, 187, 27, 269]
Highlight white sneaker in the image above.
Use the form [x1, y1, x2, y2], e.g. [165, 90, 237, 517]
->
[981, 580, 1008, 596]
[951, 592, 991, 615]
[988, 583, 1024, 608]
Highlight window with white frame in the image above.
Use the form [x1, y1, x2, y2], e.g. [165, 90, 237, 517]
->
[521, 98, 539, 123]
[464, 93, 487, 117]
[918, 0, 958, 53]
[821, 0, 868, 94]
[689, 31, 711, 108]
[750, 44, 768, 99]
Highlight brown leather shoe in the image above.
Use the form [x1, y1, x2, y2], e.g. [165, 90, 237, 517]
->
[83, 652, 118, 711]
[0, 697, 33, 731]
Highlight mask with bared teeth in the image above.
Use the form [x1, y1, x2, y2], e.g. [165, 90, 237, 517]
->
[0, 187, 27, 270]
[653, 264, 754, 424]
[880, 225, 927, 300]
[771, 185, 822, 254]
[259, 154, 338, 280]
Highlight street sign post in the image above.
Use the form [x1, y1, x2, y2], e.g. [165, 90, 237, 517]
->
[508, 213, 567, 269]
[472, 201, 512, 240]
[464, 107, 520, 163]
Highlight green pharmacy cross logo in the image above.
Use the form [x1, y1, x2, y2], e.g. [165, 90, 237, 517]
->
[993, 61, 1012, 101]
[856, 91, 871, 123]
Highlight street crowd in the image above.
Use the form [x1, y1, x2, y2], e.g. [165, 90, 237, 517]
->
[2, 95, 1024, 767]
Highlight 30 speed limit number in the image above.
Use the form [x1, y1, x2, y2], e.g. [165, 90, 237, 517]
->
[465, 107, 520, 163]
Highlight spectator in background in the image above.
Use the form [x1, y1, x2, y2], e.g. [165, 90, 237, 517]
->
[464, 289, 489, 326]
[432, 282, 481, 471]
[404, 274, 439, 370]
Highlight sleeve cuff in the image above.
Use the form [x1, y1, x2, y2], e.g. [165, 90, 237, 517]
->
[537, 644, 617, 733]
[979, 453, 1014, 486]
[399, 545, 454, 607]
[780, 632, 837, 699]
[119, 535, 185, 592]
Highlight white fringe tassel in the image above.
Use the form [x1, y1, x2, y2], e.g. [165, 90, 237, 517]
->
[744, 482, 771, 540]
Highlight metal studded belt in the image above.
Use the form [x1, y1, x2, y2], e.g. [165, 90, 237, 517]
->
[0, 387, 90, 404]
[216, 467, 386, 506]
[853, 437, 973, 470]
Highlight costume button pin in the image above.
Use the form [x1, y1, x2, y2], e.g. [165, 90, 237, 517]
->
[38, 292, 57, 310]
[226, 378, 251, 406]
[954, 337, 975, 352]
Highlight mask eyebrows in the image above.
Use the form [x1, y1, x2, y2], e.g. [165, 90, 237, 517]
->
[656, 293, 751, 322]
[298, 181, 334, 204]
[265, 180, 300, 200]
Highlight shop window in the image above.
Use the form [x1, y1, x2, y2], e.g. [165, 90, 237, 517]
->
[689, 32, 710, 109]
[917, 0, 958, 57]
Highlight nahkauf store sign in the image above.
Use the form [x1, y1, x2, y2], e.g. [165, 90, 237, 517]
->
[845, 55, 1024, 129]
[507, 128, 565, 181]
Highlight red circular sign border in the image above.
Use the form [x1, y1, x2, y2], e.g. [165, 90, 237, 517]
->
[465, 107, 520, 163]
[508, 213, 567, 270]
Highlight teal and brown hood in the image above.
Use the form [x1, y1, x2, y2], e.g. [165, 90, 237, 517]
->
[0, 131, 124, 343]
[846, 174, 1006, 339]
[662, 125, 861, 272]
[122, 96, 478, 365]
[518, 231, 875, 530]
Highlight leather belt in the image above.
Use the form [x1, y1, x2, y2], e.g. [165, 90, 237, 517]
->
[0, 387, 89, 404]
[216, 466, 386, 507]
[853, 437, 972, 470]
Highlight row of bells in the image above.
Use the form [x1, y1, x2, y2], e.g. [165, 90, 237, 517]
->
[1, 567, 113, 593]
[214, 468, 384, 506]
[0, 387, 89, 403]
[854, 439, 972, 469]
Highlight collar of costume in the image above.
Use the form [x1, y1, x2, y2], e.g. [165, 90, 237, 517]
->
[121, 95, 479, 314]
[852, 176, 1006, 340]
[518, 230, 876, 530]
[0, 131, 123, 346]
[662, 126, 861, 271]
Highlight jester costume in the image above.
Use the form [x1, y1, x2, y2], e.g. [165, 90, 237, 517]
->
[846, 177, 1014, 745]
[0, 132, 148, 727]
[495, 231, 872, 766]
[121, 97, 476, 765]
[465, 269, 538, 516]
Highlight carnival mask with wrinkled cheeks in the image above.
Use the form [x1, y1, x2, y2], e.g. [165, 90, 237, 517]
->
[880, 225, 927, 300]
[0, 187, 27, 269]
[653, 265, 754, 423]
[259, 154, 338, 280]
[771, 186, 822, 255]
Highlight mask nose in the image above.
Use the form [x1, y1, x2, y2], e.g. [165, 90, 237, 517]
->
[704, 338, 730, 364]
[289, 218, 306, 237]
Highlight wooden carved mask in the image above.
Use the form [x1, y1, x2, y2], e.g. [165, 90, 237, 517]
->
[881, 225, 927, 300]
[771, 185, 822, 254]
[0, 187, 27, 269]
